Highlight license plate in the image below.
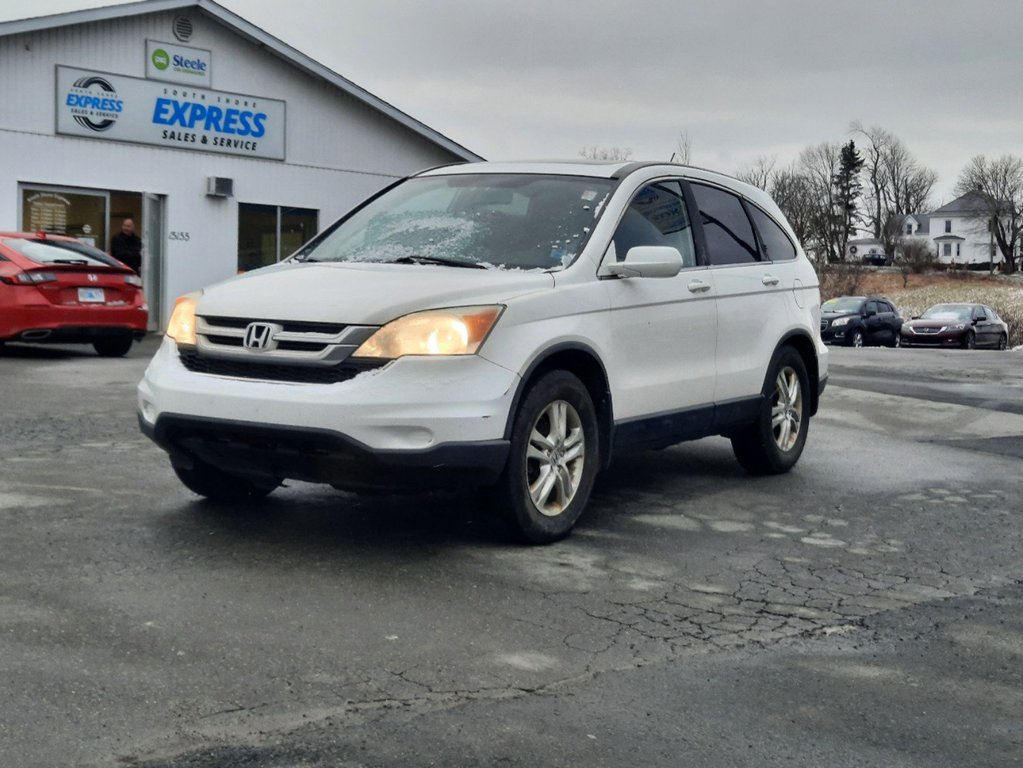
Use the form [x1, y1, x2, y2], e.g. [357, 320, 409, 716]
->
[78, 287, 105, 303]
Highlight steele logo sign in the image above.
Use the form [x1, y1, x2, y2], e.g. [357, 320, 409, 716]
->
[65, 75, 123, 132]
[151, 48, 170, 71]
[145, 40, 212, 86]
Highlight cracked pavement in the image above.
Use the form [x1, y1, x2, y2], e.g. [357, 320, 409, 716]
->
[1, 341, 1021, 767]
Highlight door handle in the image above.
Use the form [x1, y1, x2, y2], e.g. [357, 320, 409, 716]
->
[762, 274, 780, 286]
[687, 280, 711, 294]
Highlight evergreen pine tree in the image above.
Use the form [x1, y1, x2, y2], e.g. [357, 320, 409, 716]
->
[832, 140, 864, 260]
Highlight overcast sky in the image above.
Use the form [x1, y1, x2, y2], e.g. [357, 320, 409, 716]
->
[4, 0, 1022, 203]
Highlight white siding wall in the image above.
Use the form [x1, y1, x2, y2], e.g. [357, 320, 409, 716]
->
[0, 9, 466, 324]
[931, 215, 1001, 265]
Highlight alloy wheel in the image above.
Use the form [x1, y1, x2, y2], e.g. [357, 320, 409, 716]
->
[525, 400, 585, 517]
[771, 366, 803, 453]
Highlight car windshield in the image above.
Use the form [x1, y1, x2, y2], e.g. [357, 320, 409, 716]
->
[2, 237, 122, 268]
[821, 297, 864, 312]
[921, 305, 972, 321]
[294, 174, 614, 271]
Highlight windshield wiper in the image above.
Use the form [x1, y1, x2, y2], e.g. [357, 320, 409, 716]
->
[391, 255, 486, 269]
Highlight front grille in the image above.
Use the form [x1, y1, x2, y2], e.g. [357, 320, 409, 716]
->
[914, 327, 940, 334]
[201, 315, 347, 335]
[179, 349, 384, 384]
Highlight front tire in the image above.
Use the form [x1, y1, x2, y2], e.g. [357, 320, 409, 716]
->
[963, 330, 976, 350]
[730, 346, 810, 475]
[173, 459, 280, 502]
[849, 329, 864, 348]
[998, 334, 1008, 351]
[497, 371, 599, 544]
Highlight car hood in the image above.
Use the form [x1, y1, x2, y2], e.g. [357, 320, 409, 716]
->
[903, 318, 965, 330]
[821, 311, 859, 319]
[196, 261, 555, 324]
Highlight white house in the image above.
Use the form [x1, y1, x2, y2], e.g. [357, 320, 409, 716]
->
[0, 0, 481, 328]
[903, 192, 1005, 267]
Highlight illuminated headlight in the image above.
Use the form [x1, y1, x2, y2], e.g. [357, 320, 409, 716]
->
[354, 305, 504, 359]
[941, 323, 966, 332]
[165, 291, 201, 347]
[831, 317, 851, 327]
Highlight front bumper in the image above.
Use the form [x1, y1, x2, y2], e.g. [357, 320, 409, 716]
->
[138, 337, 519, 489]
[901, 330, 965, 347]
[820, 324, 854, 345]
[141, 413, 509, 490]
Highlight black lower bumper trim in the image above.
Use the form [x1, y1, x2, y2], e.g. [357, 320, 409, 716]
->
[140, 413, 510, 491]
[17, 326, 145, 343]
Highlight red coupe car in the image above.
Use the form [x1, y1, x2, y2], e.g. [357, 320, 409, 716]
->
[0, 231, 148, 357]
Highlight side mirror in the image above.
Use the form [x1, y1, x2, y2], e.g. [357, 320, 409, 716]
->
[911, 315, 920, 320]
[864, 308, 877, 317]
[604, 246, 683, 279]
[975, 315, 987, 322]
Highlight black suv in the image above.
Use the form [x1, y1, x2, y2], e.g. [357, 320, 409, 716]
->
[820, 296, 904, 348]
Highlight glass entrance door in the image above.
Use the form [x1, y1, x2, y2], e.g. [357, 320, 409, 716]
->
[142, 193, 166, 332]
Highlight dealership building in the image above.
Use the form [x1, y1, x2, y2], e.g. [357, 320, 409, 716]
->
[0, 0, 480, 328]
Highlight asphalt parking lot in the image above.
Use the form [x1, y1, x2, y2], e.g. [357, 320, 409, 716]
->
[2, 338, 1021, 768]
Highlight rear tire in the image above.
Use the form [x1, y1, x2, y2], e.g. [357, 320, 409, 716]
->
[173, 459, 280, 502]
[495, 370, 599, 544]
[93, 336, 133, 357]
[888, 332, 902, 348]
[730, 346, 810, 476]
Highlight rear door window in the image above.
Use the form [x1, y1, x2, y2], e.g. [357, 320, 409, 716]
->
[748, 205, 797, 261]
[690, 183, 759, 265]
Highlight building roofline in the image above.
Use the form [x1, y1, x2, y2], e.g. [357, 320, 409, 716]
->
[0, 0, 483, 163]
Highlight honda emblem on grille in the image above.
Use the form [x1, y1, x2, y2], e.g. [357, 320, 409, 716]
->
[243, 322, 276, 351]
[87, 274, 98, 282]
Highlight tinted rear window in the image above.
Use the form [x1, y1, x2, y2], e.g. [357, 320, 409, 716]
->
[2, 238, 122, 268]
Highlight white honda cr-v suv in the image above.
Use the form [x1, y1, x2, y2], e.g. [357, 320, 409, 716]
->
[139, 161, 827, 543]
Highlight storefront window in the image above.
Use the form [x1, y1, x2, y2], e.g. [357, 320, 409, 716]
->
[21, 188, 108, 249]
[238, 203, 317, 272]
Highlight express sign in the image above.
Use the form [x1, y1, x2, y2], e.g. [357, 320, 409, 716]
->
[56, 66, 286, 160]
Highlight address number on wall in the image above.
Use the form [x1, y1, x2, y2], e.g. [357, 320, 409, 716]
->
[169, 231, 191, 241]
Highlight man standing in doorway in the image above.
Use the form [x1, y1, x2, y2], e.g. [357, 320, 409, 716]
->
[110, 217, 142, 275]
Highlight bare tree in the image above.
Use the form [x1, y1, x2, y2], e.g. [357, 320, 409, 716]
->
[768, 164, 816, 250]
[735, 155, 777, 191]
[796, 141, 844, 262]
[579, 146, 633, 161]
[670, 131, 692, 164]
[955, 154, 1023, 274]
[850, 121, 937, 260]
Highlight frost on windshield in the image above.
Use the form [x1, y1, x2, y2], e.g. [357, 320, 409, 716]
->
[304, 174, 615, 271]
[343, 213, 486, 264]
